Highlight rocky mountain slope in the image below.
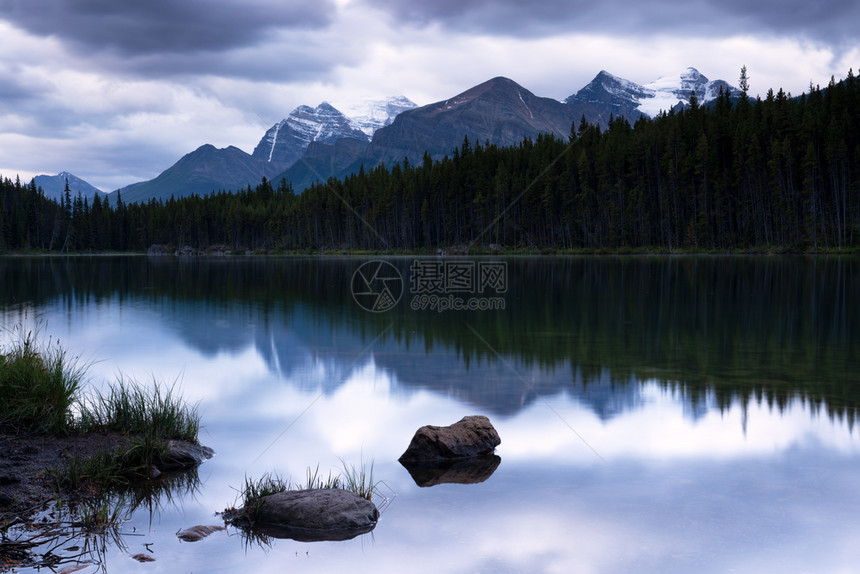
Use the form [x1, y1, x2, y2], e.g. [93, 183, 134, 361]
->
[110, 68, 741, 201]
[277, 76, 579, 191]
[250, 102, 369, 172]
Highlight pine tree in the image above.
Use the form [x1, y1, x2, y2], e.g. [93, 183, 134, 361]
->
[739, 66, 750, 98]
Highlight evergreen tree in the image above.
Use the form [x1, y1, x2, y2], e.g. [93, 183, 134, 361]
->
[739, 66, 750, 98]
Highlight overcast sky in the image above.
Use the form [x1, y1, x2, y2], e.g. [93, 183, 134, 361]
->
[1, 0, 858, 191]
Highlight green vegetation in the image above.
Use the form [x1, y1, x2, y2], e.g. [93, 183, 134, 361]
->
[338, 458, 376, 501]
[2, 70, 859, 253]
[0, 327, 86, 434]
[1, 324, 198, 444]
[78, 376, 199, 442]
[1, 326, 202, 535]
[0, 329, 203, 571]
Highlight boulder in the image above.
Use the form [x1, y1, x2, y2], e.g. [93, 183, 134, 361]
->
[159, 441, 214, 471]
[399, 415, 501, 462]
[251, 488, 378, 542]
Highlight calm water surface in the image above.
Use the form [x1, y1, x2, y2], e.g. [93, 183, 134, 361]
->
[2, 255, 859, 573]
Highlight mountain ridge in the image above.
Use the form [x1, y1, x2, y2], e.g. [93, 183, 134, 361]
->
[107, 68, 741, 202]
[118, 144, 283, 204]
[275, 76, 580, 191]
[33, 171, 105, 201]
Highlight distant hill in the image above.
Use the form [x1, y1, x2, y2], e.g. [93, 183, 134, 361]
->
[33, 172, 104, 201]
[115, 145, 283, 204]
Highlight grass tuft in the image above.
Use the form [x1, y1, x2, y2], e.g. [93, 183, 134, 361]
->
[300, 463, 341, 491]
[338, 458, 377, 501]
[0, 326, 87, 434]
[77, 375, 200, 442]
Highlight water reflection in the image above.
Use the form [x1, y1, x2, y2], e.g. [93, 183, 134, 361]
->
[3, 255, 857, 421]
[2, 255, 860, 573]
[2, 468, 202, 573]
[400, 454, 502, 487]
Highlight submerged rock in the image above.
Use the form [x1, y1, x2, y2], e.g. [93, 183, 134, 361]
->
[400, 453, 501, 487]
[399, 415, 501, 462]
[249, 488, 379, 542]
[160, 441, 214, 471]
[177, 524, 226, 542]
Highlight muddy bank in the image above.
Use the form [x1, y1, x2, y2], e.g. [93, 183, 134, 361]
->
[0, 430, 133, 518]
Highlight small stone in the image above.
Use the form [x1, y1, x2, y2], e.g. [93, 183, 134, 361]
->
[131, 553, 156, 562]
[177, 524, 226, 542]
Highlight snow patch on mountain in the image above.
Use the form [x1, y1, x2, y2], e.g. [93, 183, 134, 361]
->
[335, 96, 418, 137]
[254, 97, 418, 167]
[266, 121, 282, 162]
[254, 102, 369, 167]
[566, 67, 742, 122]
[596, 71, 651, 101]
[636, 67, 740, 117]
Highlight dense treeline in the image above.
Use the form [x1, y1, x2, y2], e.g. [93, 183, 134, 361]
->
[2, 71, 859, 252]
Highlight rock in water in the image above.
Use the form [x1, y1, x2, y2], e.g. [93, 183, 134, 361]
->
[177, 524, 226, 542]
[251, 488, 379, 542]
[398, 415, 501, 462]
[160, 441, 215, 471]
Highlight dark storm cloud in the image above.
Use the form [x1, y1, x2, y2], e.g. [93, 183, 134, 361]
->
[360, 0, 860, 45]
[108, 35, 357, 83]
[0, 0, 336, 55]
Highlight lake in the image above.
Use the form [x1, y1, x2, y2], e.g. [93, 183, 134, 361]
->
[2, 255, 859, 573]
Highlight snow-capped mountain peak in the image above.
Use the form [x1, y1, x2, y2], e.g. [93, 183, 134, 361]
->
[565, 67, 742, 126]
[252, 97, 418, 169]
[336, 96, 418, 137]
[251, 102, 369, 168]
[638, 67, 740, 117]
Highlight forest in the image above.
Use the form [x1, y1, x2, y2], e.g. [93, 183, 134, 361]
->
[2, 70, 859, 253]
